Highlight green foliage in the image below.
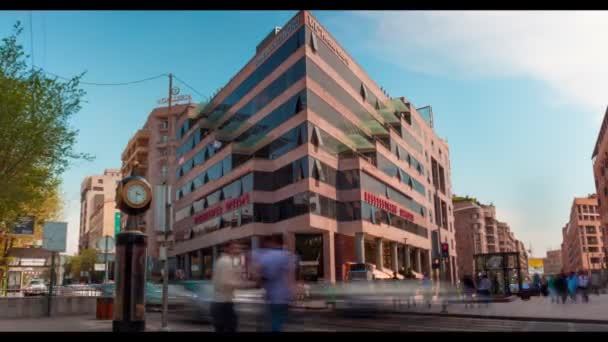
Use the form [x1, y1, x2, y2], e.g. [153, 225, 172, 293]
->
[68, 248, 97, 279]
[0, 21, 92, 230]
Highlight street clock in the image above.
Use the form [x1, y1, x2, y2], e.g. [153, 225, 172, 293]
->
[116, 176, 152, 216]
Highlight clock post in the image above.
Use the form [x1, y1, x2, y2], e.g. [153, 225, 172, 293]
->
[112, 162, 152, 332]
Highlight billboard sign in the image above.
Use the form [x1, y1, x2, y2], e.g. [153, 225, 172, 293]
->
[528, 258, 544, 275]
[42, 221, 67, 252]
[11, 216, 35, 235]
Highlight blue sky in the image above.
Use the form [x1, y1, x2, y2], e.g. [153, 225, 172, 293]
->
[0, 11, 605, 256]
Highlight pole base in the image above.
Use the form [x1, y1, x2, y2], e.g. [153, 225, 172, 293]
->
[112, 320, 145, 332]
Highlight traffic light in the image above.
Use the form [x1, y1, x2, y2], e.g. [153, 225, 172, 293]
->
[441, 242, 449, 258]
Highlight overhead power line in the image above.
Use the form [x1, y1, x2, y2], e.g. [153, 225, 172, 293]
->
[172, 74, 205, 98]
[35, 67, 168, 86]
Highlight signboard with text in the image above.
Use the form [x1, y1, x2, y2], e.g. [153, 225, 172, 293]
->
[528, 258, 544, 275]
[193, 193, 251, 225]
[42, 221, 67, 252]
[363, 192, 415, 222]
[11, 216, 35, 235]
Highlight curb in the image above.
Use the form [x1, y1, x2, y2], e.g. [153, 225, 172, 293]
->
[387, 310, 608, 325]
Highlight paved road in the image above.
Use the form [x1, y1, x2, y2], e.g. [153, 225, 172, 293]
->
[2, 311, 608, 332]
[173, 311, 608, 332]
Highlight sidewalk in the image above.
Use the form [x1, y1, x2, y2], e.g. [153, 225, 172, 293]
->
[393, 293, 608, 323]
[0, 313, 213, 332]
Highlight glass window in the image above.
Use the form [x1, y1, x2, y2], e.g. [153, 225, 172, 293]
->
[337, 169, 360, 190]
[306, 59, 387, 136]
[222, 179, 242, 200]
[222, 155, 232, 176]
[242, 173, 254, 193]
[241, 204, 253, 226]
[587, 236, 599, 245]
[206, 190, 221, 208]
[254, 122, 308, 160]
[206, 161, 223, 182]
[234, 90, 307, 148]
[219, 58, 307, 136]
[586, 226, 597, 234]
[204, 27, 306, 125]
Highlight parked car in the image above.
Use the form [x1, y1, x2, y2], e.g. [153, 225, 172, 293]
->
[94, 281, 196, 310]
[23, 279, 48, 296]
[171, 280, 265, 323]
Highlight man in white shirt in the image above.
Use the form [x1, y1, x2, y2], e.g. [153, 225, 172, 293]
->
[211, 241, 254, 333]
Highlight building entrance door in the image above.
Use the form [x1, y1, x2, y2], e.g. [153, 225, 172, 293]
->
[295, 234, 324, 282]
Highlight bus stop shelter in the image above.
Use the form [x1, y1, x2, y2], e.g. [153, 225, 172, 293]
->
[474, 252, 523, 296]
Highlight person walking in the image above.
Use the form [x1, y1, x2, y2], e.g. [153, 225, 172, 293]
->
[211, 241, 254, 333]
[462, 275, 476, 309]
[547, 275, 557, 303]
[252, 236, 297, 332]
[577, 270, 590, 303]
[567, 272, 578, 303]
[421, 273, 433, 308]
[554, 272, 568, 304]
[477, 274, 491, 307]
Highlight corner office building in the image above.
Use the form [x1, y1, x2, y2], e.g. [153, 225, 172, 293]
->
[169, 11, 457, 283]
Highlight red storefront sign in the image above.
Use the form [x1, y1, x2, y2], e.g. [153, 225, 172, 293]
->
[363, 192, 415, 222]
[193, 193, 251, 225]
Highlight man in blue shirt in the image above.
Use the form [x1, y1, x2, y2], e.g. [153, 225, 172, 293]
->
[252, 235, 296, 332]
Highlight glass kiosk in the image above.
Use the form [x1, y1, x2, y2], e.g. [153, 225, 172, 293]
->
[474, 252, 522, 296]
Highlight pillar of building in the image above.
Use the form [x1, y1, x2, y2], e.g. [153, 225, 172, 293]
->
[212, 245, 218, 264]
[415, 248, 422, 274]
[375, 238, 384, 270]
[283, 232, 295, 252]
[404, 245, 411, 271]
[184, 253, 191, 279]
[323, 231, 336, 283]
[355, 233, 365, 263]
[391, 242, 399, 273]
[197, 250, 204, 279]
[251, 235, 260, 250]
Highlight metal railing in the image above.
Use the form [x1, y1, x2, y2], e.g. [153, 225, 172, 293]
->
[1, 285, 102, 297]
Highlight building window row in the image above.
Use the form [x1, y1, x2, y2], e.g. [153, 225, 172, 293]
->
[202, 27, 306, 126]
[376, 153, 426, 196]
[217, 58, 307, 136]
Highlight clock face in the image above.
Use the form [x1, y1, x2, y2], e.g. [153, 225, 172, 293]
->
[126, 183, 148, 206]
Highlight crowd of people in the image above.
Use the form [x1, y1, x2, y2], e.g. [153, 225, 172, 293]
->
[210, 235, 297, 333]
[544, 271, 591, 304]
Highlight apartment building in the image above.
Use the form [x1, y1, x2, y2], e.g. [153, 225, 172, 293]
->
[79, 169, 121, 252]
[561, 195, 605, 272]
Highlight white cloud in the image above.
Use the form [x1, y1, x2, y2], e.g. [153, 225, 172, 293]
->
[347, 11, 608, 117]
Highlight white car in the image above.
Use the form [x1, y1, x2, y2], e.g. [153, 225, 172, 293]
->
[23, 279, 48, 296]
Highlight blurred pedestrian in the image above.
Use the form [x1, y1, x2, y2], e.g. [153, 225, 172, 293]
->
[477, 274, 491, 307]
[211, 241, 254, 333]
[421, 273, 433, 308]
[547, 275, 557, 303]
[252, 236, 296, 332]
[567, 272, 578, 303]
[462, 275, 476, 309]
[554, 272, 568, 304]
[577, 270, 590, 303]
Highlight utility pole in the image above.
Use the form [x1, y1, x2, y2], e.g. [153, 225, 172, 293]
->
[160, 73, 173, 332]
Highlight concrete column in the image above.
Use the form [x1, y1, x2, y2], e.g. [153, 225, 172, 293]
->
[212, 245, 218, 264]
[251, 235, 260, 250]
[355, 233, 365, 263]
[404, 245, 411, 271]
[185, 253, 191, 279]
[391, 242, 399, 273]
[323, 231, 336, 284]
[375, 238, 384, 270]
[415, 248, 422, 274]
[283, 232, 295, 252]
[197, 250, 204, 279]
